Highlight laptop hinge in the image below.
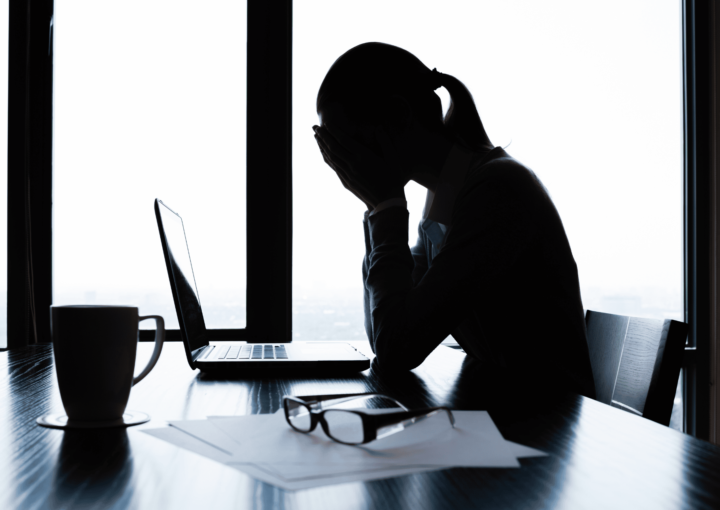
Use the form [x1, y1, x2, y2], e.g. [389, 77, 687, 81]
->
[191, 345, 209, 362]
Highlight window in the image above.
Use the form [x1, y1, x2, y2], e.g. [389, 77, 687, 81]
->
[53, 0, 247, 330]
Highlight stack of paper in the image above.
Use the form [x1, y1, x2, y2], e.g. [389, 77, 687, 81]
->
[142, 409, 546, 490]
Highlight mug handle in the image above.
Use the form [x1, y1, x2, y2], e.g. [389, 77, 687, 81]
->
[133, 315, 165, 386]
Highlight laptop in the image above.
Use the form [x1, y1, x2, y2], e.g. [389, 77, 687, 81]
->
[154, 198, 370, 375]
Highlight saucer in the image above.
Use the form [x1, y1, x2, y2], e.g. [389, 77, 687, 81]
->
[36, 411, 150, 429]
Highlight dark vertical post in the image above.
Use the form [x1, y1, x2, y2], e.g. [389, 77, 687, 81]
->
[683, 0, 711, 439]
[6, 0, 54, 349]
[245, 0, 292, 343]
[6, 0, 28, 349]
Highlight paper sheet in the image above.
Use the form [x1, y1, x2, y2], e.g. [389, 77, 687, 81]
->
[228, 462, 444, 491]
[143, 427, 235, 464]
[201, 411, 546, 459]
[264, 408, 545, 458]
[167, 419, 240, 455]
[143, 409, 547, 490]
[207, 410, 520, 468]
[143, 426, 445, 490]
[507, 441, 546, 458]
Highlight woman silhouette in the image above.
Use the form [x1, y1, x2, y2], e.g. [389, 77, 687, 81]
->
[314, 42, 595, 398]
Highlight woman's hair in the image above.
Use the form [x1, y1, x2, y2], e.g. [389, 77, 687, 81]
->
[317, 42, 491, 151]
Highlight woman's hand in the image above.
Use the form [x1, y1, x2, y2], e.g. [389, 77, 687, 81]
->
[313, 123, 406, 210]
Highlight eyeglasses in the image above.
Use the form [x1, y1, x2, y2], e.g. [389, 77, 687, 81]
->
[282, 393, 455, 446]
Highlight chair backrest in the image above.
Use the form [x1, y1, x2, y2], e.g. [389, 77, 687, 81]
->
[585, 310, 688, 426]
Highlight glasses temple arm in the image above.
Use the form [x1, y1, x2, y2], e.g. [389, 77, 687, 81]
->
[292, 393, 409, 411]
[371, 407, 456, 429]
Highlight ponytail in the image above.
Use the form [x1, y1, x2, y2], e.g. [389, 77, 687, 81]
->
[433, 70, 493, 152]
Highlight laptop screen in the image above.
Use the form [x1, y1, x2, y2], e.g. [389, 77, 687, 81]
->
[156, 200, 208, 353]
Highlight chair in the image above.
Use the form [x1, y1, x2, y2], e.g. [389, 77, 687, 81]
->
[585, 310, 688, 426]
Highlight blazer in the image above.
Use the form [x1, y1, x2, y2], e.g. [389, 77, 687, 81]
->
[362, 147, 596, 398]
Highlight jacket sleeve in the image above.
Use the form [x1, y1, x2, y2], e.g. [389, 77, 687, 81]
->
[365, 163, 542, 371]
[364, 217, 430, 353]
[409, 222, 430, 286]
[362, 217, 374, 350]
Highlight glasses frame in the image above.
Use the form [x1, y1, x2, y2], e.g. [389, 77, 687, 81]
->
[282, 393, 455, 446]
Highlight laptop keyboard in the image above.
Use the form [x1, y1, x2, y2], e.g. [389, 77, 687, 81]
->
[215, 344, 288, 360]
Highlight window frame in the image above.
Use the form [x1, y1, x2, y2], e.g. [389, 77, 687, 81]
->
[7, 0, 53, 349]
[683, 0, 711, 440]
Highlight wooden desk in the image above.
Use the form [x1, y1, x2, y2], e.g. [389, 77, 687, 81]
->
[1, 342, 720, 510]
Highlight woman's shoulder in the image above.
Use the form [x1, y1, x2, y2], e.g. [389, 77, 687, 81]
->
[465, 149, 549, 198]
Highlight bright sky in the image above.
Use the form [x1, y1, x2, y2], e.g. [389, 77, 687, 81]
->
[53, 0, 247, 307]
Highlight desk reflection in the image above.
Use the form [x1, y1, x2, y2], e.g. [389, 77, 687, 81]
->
[48, 430, 134, 509]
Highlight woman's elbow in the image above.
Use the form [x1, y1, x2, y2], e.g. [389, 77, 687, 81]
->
[374, 344, 422, 372]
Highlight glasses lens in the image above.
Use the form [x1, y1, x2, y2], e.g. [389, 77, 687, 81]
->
[323, 410, 364, 444]
[286, 400, 312, 431]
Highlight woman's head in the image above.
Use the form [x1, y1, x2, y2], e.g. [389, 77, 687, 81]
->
[317, 42, 492, 153]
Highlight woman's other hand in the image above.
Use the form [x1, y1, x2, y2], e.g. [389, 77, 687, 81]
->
[313, 123, 406, 210]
